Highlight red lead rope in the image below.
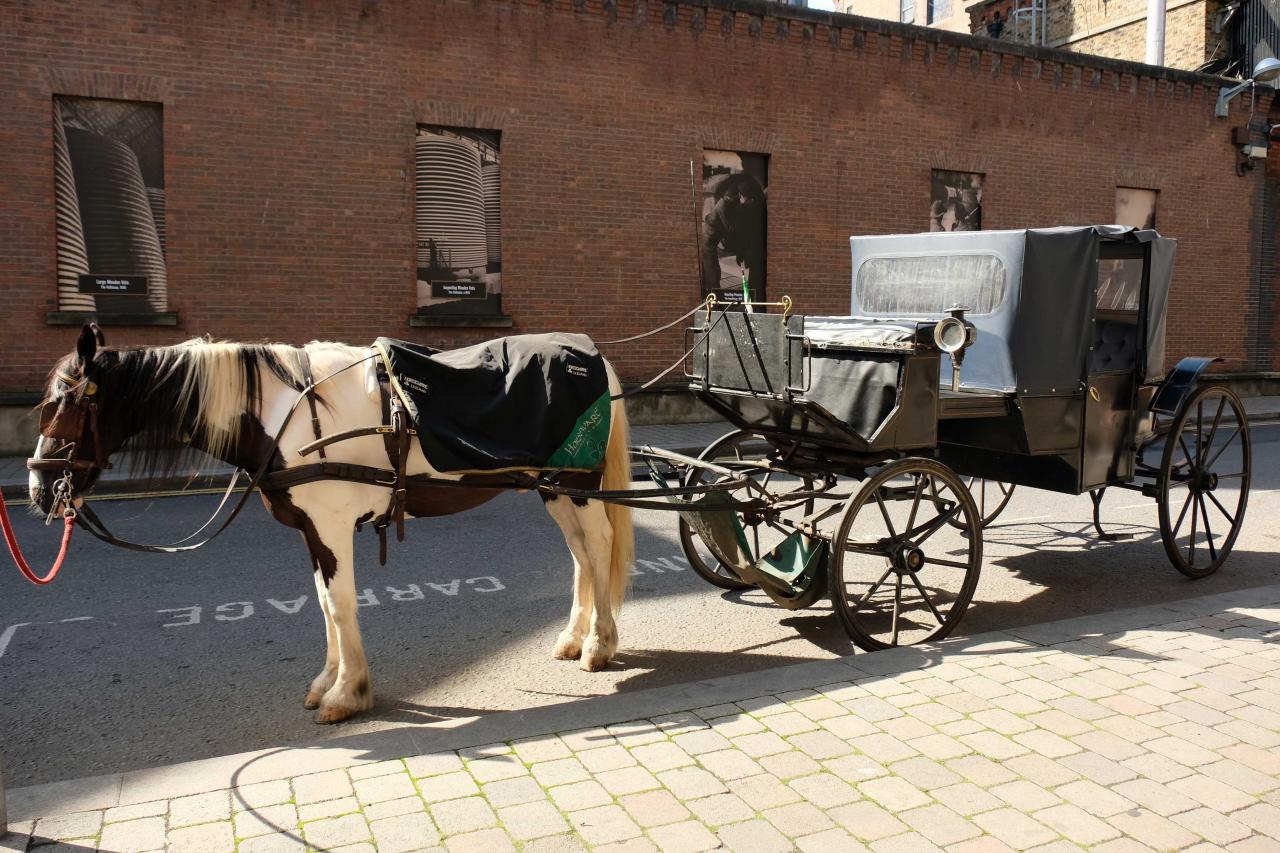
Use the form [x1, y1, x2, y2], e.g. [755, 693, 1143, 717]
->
[0, 490, 74, 585]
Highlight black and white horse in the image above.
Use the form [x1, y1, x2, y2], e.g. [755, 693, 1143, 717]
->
[29, 325, 633, 723]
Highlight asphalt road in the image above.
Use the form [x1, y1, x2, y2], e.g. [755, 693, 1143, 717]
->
[1, 426, 1277, 788]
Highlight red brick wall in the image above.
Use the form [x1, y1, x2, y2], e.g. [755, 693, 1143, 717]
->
[0, 0, 1270, 391]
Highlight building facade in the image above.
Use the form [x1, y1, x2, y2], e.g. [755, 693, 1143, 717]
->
[0, 0, 1276, 450]
[838, 0, 980, 34]
[966, 0, 1238, 73]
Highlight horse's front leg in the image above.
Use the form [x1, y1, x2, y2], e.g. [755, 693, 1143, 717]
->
[310, 520, 373, 724]
[305, 556, 340, 709]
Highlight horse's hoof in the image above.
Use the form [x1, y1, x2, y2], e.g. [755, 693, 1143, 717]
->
[313, 704, 358, 724]
[579, 648, 612, 672]
[553, 640, 582, 660]
[304, 691, 323, 710]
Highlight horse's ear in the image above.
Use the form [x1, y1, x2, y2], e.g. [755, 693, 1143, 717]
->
[76, 323, 100, 364]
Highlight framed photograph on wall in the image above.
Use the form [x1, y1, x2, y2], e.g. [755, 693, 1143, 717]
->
[930, 170, 983, 232]
[700, 150, 768, 305]
[415, 125, 503, 317]
[53, 96, 167, 314]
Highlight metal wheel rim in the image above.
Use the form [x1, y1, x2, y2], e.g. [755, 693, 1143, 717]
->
[943, 477, 1015, 530]
[1157, 386, 1251, 578]
[829, 459, 983, 650]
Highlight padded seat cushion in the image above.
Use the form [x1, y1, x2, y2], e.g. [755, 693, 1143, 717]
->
[1091, 320, 1138, 373]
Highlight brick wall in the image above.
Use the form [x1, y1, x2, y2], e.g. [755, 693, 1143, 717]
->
[0, 0, 1271, 394]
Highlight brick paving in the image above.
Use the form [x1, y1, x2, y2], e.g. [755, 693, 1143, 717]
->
[4, 592, 1280, 851]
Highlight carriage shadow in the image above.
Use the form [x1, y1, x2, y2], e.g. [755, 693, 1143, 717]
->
[960, 514, 1280, 638]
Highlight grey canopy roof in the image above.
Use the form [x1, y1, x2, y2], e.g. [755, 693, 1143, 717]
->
[846, 226, 1175, 393]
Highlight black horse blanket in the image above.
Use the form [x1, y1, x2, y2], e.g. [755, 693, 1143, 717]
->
[373, 334, 612, 474]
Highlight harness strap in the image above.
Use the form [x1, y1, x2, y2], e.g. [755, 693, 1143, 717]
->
[298, 351, 326, 460]
[260, 462, 398, 491]
[297, 425, 415, 458]
[72, 352, 379, 555]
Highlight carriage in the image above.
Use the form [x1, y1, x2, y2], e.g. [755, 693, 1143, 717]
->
[639, 225, 1252, 650]
[17, 224, 1253, 720]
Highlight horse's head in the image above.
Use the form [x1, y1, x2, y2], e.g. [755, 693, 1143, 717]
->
[29, 324, 120, 517]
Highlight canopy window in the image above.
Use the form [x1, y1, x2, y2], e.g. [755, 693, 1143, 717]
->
[856, 253, 1007, 316]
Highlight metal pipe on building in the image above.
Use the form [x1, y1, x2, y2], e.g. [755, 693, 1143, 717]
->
[1146, 0, 1166, 64]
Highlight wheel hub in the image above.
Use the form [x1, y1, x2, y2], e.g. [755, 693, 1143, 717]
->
[891, 543, 926, 576]
[1189, 468, 1218, 494]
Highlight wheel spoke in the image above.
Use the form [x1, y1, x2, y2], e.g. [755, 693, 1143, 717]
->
[1177, 433, 1196, 471]
[913, 506, 960, 547]
[904, 476, 926, 534]
[1187, 494, 1199, 566]
[1198, 494, 1217, 561]
[980, 479, 987, 515]
[1195, 399, 1204, 460]
[857, 565, 895, 605]
[1171, 490, 1195, 539]
[1206, 491, 1237, 527]
[891, 574, 903, 646]
[1199, 396, 1226, 466]
[907, 571, 945, 625]
[1204, 425, 1242, 470]
[874, 491, 898, 540]
[927, 557, 972, 569]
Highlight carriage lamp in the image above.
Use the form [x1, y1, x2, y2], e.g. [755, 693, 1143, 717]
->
[933, 307, 978, 392]
[1215, 56, 1280, 117]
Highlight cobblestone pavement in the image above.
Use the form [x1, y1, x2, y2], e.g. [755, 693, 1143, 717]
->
[4, 588, 1280, 852]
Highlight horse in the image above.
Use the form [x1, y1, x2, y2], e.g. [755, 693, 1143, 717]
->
[28, 324, 634, 724]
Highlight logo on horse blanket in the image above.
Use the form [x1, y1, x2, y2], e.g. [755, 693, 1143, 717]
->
[374, 334, 612, 473]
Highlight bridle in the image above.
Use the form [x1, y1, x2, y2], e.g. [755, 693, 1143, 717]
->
[28, 369, 113, 525]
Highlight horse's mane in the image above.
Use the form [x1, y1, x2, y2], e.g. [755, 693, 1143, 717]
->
[47, 338, 307, 480]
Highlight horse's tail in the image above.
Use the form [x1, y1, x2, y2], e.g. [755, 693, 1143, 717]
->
[602, 361, 633, 617]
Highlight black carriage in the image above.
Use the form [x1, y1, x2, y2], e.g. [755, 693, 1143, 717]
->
[652, 226, 1251, 650]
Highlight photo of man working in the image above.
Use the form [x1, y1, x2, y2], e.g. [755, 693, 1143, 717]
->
[700, 151, 768, 304]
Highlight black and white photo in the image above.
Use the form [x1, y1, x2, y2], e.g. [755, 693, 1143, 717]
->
[415, 125, 502, 316]
[930, 170, 984, 232]
[700, 150, 768, 304]
[53, 96, 167, 313]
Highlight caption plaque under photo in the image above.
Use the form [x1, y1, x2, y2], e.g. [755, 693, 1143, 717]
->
[77, 274, 149, 296]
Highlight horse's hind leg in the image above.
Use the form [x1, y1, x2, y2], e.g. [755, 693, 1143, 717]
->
[576, 500, 618, 671]
[544, 496, 595, 662]
[305, 554, 340, 709]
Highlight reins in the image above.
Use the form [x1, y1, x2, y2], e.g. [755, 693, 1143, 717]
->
[0, 493, 75, 585]
[11, 353, 377, 568]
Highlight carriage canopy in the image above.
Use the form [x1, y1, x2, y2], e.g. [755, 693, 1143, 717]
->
[847, 226, 1175, 394]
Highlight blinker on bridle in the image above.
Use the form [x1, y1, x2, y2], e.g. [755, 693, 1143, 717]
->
[28, 368, 112, 525]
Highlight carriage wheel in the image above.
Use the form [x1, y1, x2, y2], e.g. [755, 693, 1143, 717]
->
[1158, 384, 1251, 579]
[944, 478, 1016, 530]
[829, 458, 982, 651]
[678, 430, 812, 591]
